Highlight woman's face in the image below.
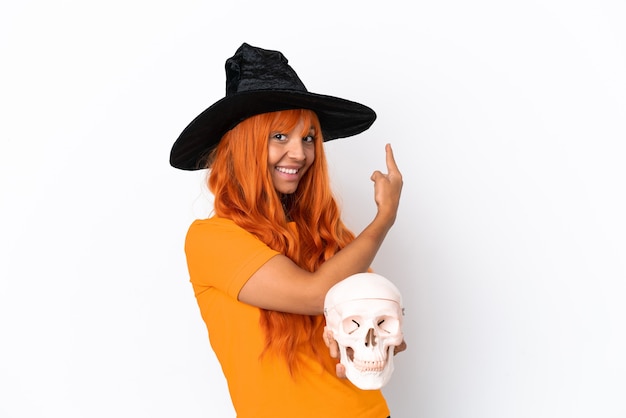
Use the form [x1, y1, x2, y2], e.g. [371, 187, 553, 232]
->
[267, 116, 316, 195]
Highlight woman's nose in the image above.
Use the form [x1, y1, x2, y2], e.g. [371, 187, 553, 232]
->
[287, 138, 306, 160]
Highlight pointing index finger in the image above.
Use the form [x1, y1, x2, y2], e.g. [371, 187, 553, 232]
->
[385, 143, 400, 174]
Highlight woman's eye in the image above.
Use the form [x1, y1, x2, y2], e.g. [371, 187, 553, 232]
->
[304, 135, 315, 143]
[272, 133, 286, 141]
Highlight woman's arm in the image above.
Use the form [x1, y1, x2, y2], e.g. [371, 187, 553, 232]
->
[238, 144, 403, 315]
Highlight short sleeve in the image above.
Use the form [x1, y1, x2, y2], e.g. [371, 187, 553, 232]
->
[184, 217, 280, 299]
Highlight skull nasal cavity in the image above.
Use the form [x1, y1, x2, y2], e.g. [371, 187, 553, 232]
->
[365, 328, 377, 347]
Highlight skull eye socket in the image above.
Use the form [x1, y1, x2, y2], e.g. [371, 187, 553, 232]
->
[341, 317, 361, 334]
[376, 316, 400, 334]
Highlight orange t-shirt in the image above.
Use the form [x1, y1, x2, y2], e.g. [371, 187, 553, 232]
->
[185, 217, 390, 418]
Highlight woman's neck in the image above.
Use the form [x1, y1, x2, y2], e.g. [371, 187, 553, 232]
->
[280, 193, 294, 222]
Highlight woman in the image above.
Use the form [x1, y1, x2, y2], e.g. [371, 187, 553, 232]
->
[170, 43, 403, 418]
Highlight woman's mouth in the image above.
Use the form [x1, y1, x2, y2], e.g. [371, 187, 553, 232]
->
[275, 167, 299, 175]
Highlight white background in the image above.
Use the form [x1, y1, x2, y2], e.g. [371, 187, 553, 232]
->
[1, 1, 625, 417]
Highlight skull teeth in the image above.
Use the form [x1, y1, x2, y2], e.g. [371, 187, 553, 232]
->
[352, 358, 385, 372]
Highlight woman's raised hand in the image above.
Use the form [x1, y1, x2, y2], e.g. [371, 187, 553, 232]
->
[370, 144, 403, 225]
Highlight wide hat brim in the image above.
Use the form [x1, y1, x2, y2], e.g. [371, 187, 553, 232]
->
[170, 90, 376, 170]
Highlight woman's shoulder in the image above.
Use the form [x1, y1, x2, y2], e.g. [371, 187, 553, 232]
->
[185, 216, 279, 269]
[186, 216, 256, 243]
[189, 216, 237, 229]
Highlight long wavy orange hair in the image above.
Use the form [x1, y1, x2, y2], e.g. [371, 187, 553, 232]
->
[206, 109, 356, 372]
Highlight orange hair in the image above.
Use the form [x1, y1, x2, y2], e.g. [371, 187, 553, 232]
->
[207, 109, 355, 372]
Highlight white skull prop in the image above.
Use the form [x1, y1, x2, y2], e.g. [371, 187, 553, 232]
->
[324, 273, 404, 390]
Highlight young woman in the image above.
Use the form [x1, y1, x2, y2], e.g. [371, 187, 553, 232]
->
[170, 43, 403, 418]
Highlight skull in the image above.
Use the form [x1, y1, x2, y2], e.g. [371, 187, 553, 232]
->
[324, 273, 404, 390]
